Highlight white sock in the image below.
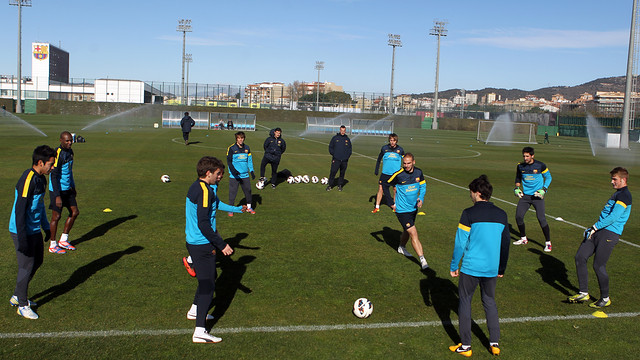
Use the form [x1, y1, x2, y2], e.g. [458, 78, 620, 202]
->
[194, 326, 207, 335]
[60, 233, 69, 242]
[546, 241, 551, 245]
[419, 255, 426, 262]
[50, 240, 57, 248]
[490, 342, 499, 347]
[186, 256, 192, 263]
[247, 204, 252, 209]
[603, 297, 610, 302]
[581, 291, 589, 295]
[189, 304, 197, 313]
[375, 205, 380, 209]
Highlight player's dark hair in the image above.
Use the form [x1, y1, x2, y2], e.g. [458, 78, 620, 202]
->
[184, 112, 189, 116]
[522, 146, 534, 155]
[404, 152, 415, 161]
[32, 145, 56, 166]
[469, 174, 493, 200]
[235, 131, 245, 139]
[340, 125, 346, 129]
[274, 127, 281, 132]
[197, 156, 224, 178]
[610, 167, 629, 179]
[60, 131, 72, 139]
[389, 133, 398, 142]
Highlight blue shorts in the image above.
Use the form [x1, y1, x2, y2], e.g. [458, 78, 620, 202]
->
[396, 210, 417, 230]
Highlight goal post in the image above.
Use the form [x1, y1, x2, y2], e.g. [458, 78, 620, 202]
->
[476, 120, 537, 144]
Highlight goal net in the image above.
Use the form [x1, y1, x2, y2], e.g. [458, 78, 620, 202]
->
[476, 120, 537, 144]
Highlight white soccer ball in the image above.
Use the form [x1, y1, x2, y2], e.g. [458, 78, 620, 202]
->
[294, 176, 302, 184]
[160, 174, 171, 183]
[302, 175, 310, 183]
[255, 180, 265, 190]
[320, 177, 329, 185]
[311, 176, 319, 184]
[287, 176, 295, 184]
[353, 298, 373, 319]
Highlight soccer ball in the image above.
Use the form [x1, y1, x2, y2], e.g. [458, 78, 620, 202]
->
[160, 174, 171, 183]
[287, 176, 295, 184]
[255, 180, 265, 190]
[311, 176, 319, 184]
[353, 298, 373, 319]
[294, 175, 302, 184]
[302, 175, 310, 183]
[320, 177, 329, 185]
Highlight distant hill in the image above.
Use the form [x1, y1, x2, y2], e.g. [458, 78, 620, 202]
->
[414, 76, 627, 101]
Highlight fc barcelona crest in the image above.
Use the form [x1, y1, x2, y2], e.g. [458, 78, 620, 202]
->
[33, 45, 48, 61]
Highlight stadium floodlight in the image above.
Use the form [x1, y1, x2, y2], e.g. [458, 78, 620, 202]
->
[177, 19, 192, 105]
[621, 0, 639, 149]
[315, 61, 324, 111]
[430, 20, 447, 129]
[388, 34, 402, 114]
[185, 53, 192, 103]
[10, 0, 32, 114]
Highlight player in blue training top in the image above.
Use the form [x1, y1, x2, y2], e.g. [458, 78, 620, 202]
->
[513, 146, 553, 252]
[48, 131, 79, 254]
[372, 133, 404, 213]
[568, 167, 632, 308]
[449, 175, 510, 357]
[9, 145, 56, 319]
[387, 153, 429, 270]
[184, 156, 246, 343]
[226, 131, 256, 215]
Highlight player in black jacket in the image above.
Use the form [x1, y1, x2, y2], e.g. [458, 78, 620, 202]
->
[326, 125, 352, 191]
[259, 128, 286, 189]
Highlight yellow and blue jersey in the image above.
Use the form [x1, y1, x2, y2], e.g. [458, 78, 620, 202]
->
[9, 168, 50, 239]
[227, 143, 254, 179]
[515, 160, 551, 195]
[49, 147, 75, 195]
[388, 167, 427, 213]
[185, 180, 239, 248]
[450, 201, 510, 277]
[594, 186, 632, 235]
[375, 144, 404, 175]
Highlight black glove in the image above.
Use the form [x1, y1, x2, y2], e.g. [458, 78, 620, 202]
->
[43, 229, 51, 242]
[374, 170, 378, 176]
[251, 171, 255, 180]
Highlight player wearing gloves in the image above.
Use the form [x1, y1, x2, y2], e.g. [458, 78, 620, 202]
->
[387, 153, 428, 270]
[568, 167, 631, 308]
[513, 147, 553, 252]
[227, 132, 256, 215]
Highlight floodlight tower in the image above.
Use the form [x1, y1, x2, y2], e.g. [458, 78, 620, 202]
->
[430, 21, 447, 129]
[185, 53, 192, 104]
[10, 0, 32, 114]
[315, 61, 324, 111]
[388, 34, 402, 114]
[621, 0, 640, 149]
[177, 19, 192, 105]
[460, 89, 465, 119]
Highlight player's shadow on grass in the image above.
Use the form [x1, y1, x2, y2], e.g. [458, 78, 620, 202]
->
[370, 226, 422, 267]
[225, 232, 260, 251]
[31, 245, 143, 307]
[71, 215, 138, 247]
[210, 255, 256, 325]
[187, 141, 202, 145]
[238, 195, 263, 209]
[528, 248, 578, 296]
[508, 223, 544, 249]
[420, 268, 491, 354]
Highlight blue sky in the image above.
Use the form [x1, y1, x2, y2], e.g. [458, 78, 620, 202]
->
[0, 0, 633, 95]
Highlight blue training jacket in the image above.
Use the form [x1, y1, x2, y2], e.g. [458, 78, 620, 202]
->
[9, 168, 50, 240]
[450, 201, 510, 277]
[185, 180, 241, 247]
[515, 159, 551, 195]
[227, 143, 254, 179]
[594, 186, 632, 235]
[375, 144, 404, 176]
[388, 167, 427, 213]
[49, 147, 75, 196]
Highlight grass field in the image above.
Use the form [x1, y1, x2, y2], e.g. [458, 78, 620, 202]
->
[0, 112, 638, 359]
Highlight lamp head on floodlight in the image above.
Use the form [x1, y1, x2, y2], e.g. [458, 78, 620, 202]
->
[388, 34, 402, 47]
[177, 19, 192, 32]
[9, 0, 32, 6]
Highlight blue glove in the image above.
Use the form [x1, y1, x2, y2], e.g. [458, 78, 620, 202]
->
[583, 226, 597, 240]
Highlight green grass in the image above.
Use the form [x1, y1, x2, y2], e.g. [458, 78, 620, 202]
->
[0, 113, 638, 359]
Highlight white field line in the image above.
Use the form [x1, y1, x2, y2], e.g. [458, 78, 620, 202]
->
[0, 312, 637, 339]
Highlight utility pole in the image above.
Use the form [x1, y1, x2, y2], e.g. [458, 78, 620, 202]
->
[177, 19, 192, 105]
[388, 34, 402, 114]
[10, 0, 32, 113]
[315, 61, 324, 111]
[430, 21, 447, 129]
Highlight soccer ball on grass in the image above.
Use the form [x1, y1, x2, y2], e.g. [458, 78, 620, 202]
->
[353, 298, 373, 319]
[255, 180, 265, 189]
[160, 174, 171, 183]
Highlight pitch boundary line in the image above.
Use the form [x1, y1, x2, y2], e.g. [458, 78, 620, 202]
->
[0, 312, 637, 339]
